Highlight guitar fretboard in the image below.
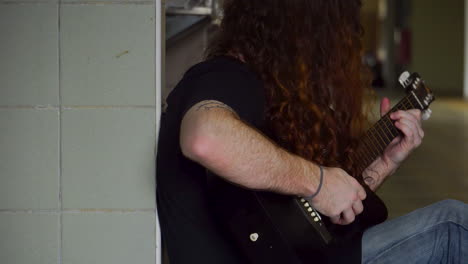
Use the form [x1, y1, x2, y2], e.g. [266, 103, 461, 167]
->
[353, 94, 423, 176]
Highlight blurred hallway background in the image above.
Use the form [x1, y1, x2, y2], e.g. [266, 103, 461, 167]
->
[360, 0, 468, 218]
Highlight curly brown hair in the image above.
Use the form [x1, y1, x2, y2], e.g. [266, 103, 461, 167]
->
[206, 0, 372, 175]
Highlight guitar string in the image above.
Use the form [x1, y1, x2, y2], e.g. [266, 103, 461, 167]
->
[364, 131, 381, 158]
[359, 146, 373, 169]
[379, 116, 394, 142]
[372, 124, 390, 148]
[361, 135, 378, 163]
[375, 119, 392, 144]
[359, 139, 375, 169]
[368, 126, 386, 151]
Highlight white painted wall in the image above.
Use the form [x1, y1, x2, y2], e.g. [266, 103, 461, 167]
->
[156, 1, 163, 263]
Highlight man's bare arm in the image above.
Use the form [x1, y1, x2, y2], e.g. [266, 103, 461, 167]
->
[180, 100, 366, 223]
[180, 100, 319, 197]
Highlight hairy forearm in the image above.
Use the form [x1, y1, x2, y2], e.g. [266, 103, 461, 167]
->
[180, 101, 320, 197]
[362, 156, 398, 191]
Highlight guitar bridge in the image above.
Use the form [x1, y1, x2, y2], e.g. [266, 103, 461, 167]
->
[297, 197, 332, 244]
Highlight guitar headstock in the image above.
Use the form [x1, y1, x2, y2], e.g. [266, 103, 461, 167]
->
[398, 71, 435, 119]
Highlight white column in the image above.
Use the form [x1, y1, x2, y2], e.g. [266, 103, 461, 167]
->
[464, 0, 468, 99]
[155, 1, 163, 264]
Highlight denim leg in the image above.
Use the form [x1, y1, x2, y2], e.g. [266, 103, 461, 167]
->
[362, 199, 468, 264]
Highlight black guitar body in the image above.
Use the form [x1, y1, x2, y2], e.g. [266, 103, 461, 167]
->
[208, 176, 388, 264]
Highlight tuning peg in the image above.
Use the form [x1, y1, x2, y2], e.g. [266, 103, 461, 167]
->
[399, 71, 411, 88]
[422, 109, 432, 120]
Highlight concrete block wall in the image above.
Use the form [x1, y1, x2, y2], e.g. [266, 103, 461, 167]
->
[0, 0, 160, 263]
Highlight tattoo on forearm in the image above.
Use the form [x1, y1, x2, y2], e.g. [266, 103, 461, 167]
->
[364, 176, 376, 187]
[196, 101, 235, 113]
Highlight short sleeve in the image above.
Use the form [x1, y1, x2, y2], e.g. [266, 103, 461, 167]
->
[179, 69, 265, 127]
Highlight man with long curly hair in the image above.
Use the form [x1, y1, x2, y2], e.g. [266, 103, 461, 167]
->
[157, 0, 468, 263]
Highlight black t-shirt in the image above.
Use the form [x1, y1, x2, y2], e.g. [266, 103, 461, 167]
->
[156, 57, 364, 263]
[156, 56, 264, 264]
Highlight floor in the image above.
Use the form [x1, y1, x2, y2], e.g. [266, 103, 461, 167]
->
[374, 92, 468, 219]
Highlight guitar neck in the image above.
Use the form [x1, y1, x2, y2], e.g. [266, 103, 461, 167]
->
[353, 93, 424, 176]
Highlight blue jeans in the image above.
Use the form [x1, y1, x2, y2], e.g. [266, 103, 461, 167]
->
[362, 200, 468, 263]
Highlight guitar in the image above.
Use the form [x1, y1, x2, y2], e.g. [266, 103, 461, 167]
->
[208, 72, 435, 263]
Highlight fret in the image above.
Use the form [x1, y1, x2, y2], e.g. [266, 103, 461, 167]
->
[368, 127, 386, 153]
[396, 100, 409, 111]
[402, 95, 421, 111]
[378, 118, 394, 142]
[360, 139, 376, 165]
[383, 116, 400, 137]
[354, 153, 367, 174]
[374, 121, 392, 145]
[403, 96, 413, 108]
[390, 102, 401, 112]
[405, 96, 417, 110]
[358, 146, 373, 166]
[395, 96, 413, 111]
[382, 120, 395, 143]
[398, 99, 408, 110]
[403, 98, 413, 110]
[365, 129, 380, 152]
[362, 147, 374, 166]
[379, 117, 394, 144]
[356, 146, 375, 176]
[372, 125, 389, 147]
[387, 118, 400, 141]
[363, 133, 380, 160]
[358, 140, 372, 164]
